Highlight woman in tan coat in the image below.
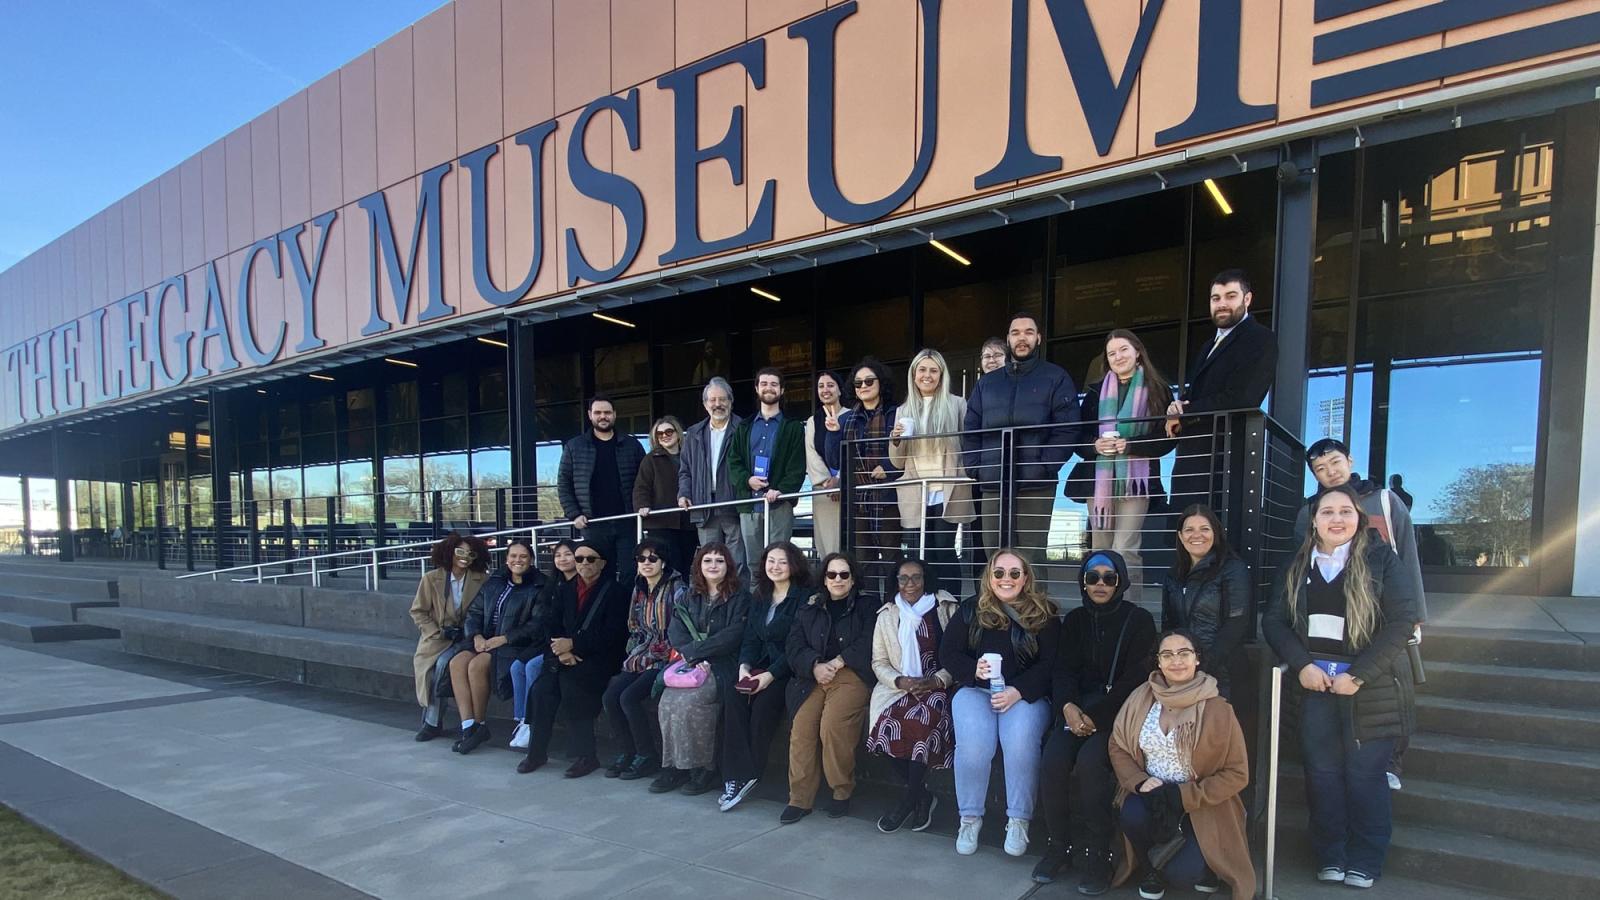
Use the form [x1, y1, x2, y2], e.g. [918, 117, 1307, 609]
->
[889, 349, 973, 591]
[410, 532, 490, 742]
[1109, 629, 1254, 899]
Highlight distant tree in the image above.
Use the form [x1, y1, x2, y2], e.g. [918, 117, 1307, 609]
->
[1432, 463, 1534, 566]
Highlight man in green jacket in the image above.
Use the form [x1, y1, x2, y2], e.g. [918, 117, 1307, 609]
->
[728, 367, 807, 573]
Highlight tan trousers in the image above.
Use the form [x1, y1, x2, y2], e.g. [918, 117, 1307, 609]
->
[787, 667, 870, 808]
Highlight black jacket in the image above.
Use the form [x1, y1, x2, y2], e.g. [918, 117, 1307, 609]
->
[557, 431, 646, 520]
[786, 589, 878, 712]
[1160, 552, 1252, 693]
[1179, 314, 1277, 416]
[1261, 540, 1418, 742]
[1053, 550, 1157, 725]
[462, 569, 547, 698]
[1292, 475, 1428, 622]
[962, 351, 1081, 484]
[668, 587, 751, 686]
[740, 589, 805, 679]
[544, 576, 630, 717]
[940, 598, 1062, 704]
[516, 572, 571, 662]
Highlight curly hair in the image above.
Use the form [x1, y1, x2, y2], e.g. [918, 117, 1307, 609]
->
[690, 542, 742, 598]
[429, 531, 490, 572]
[752, 540, 812, 599]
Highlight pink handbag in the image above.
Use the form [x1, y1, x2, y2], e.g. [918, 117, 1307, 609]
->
[662, 659, 707, 689]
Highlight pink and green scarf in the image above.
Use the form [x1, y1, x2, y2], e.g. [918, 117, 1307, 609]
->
[1093, 367, 1155, 529]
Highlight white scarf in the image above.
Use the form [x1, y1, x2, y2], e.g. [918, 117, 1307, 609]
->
[895, 593, 938, 678]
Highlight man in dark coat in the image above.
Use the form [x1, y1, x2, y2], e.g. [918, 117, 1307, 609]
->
[558, 394, 646, 586]
[677, 378, 747, 573]
[1166, 269, 1278, 508]
[962, 310, 1080, 579]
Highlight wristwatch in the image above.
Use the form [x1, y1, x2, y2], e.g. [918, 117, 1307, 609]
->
[1350, 675, 1364, 687]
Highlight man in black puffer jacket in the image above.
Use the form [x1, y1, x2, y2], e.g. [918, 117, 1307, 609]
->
[961, 311, 1080, 582]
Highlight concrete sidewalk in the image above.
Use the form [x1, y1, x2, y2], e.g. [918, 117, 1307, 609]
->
[0, 638, 1509, 900]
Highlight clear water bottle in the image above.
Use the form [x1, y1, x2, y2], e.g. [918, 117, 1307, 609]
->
[981, 652, 1005, 694]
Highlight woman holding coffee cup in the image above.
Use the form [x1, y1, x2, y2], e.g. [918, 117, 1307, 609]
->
[940, 550, 1061, 859]
[890, 348, 975, 593]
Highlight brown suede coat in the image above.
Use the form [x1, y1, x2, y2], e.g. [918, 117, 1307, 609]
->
[1109, 681, 1255, 899]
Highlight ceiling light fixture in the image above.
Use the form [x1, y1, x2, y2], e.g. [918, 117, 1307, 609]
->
[477, 336, 509, 348]
[309, 374, 335, 382]
[384, 357, 419, 368]
[1203, 178, 1234, 216]
[592, 312, 637, 329]
[929, 239, 971, 266]
[750, 286, 781, 303]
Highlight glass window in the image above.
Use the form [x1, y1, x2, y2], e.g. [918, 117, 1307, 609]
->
[1055, 190, 1187, 334]
[385, 381, 419, 423]
[275, 400, 301, 440]
[753, 316, 811, 374]
[340, 462, 375, 523]
[305, 395, 337, 434]
[303, 463, 338, 503]
[595, 341, 649, 394]
[471, 448, 512, 523]
[824, 296, 911, 370]
[421, 372, 469, 419]
[421, 417, 469, 455]
[346, 388, 376, 430]
[1190, 169, 1279, 317]
[661, 335, 730, 388]
[475, 364, 508, 412]
[536, 352, 583, 403]
[383, 457, 423, 523]
[471, 411, 510, 449]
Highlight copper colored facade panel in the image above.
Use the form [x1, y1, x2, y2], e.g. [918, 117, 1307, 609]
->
[455, 0, 506, 155]
[1017, 0, 1140, 188]
[224, 129, 256, 256]
[200, 141, 230, 264]
[309, 211, 350, 350]
[744, 18, 826, 246]
[376, 30, 419, 192]
[1442, 0, 1600, 85]
[250, 110, 283, 243]
[179, 156, 206, 273]
[611, 0, 675, 92]
[341, 199, 376, 347]
[825, 0, 918, 230]
[611, 81, 675, 282]
[455, 137, 505, 317]
[676, 0, 745, 66]
[502, 0, 557, 135]
[340, 51, 380, 203]
[748, 0, 823, 40]
[554, 0, 611, 117]
[1136, 0, 1279, 157]
[555, 107, 615, 288]
[279, 91, 313, 229]
[914, 0, 1016, 210]
[308, 71, 345, 217]
[413, 6, 460, 172]
[1278, 0, 1443, 123]
[500, 130, 563, 307]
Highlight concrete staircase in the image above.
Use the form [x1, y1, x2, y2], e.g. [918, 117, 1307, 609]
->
[0, 562, 122, 642]
[1279, 626, 1600, 899]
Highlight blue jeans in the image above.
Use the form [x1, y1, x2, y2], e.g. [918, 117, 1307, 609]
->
[1299, 691, 1396, 876]
[952, 687, 1051, 820]
[510, 657, 545, 721]
[1120, 793, 1210, 885]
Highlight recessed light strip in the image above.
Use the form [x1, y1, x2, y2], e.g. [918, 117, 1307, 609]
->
[929, 239, 971, 266]
[750, 286, 782, 303]
[592, 312, 637, 328]
[1203, 178, 1234, 216]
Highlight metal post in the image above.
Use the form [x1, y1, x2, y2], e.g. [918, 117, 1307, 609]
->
[1264, 664, 1284, 900]
[636, 512, 644, 543]
[325, 496, 337, 558]
[369, 548, 380, 591]
[432, 491, 444, 540]
[373, 488, 388, 581]
[839, 443, 856, 555]
[282, 499, 295, 572]
[310, 555, 321, 588]
[495, 488, 507, 532]
[762, 496, 771, 548]
[182, 504, 195, 572]
[248, 499, 261, 565]
[154, 501, 165, 570]
[998, 429, 1017, 548]
[918, 480, 929, 558]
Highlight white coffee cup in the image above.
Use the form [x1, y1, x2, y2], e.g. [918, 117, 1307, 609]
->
[980, 651, 1003, 678]
[899, 417, 917, 437]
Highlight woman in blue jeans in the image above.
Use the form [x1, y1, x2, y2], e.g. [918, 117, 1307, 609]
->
[508, 540, 576, 749]
[939, 548, 1060, 859]
[1262, 484, 1419, 890]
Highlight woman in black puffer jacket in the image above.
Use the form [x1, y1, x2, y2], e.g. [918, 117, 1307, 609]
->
[1160, 504, 1252, 698]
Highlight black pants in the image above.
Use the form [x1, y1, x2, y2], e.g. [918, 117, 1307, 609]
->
[527, 669, 603, 760]
[603, 670, 660, 759]
[721, 676, 790, 782]
[1040, 726, 1115, 852]
[854, 503, 902, 600]
[920, 506, 961, 592]
[583, 520, 637, 588]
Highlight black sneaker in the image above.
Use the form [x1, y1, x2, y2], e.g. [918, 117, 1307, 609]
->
[681, 768, 717, 796]
[604, 753, 632, 778]
[414, 724, 443, 742]
[1138, 867, 1166, 900]
[826, 796, 850, 818]
[910, 793, 939, 832]
[876, 797, 917, 834]
[1077, 848, 1112, 896]
[1031, 842, 1073, 884]
[456, 723, 491, 755]
[649, 768, 690, 793]
[620, 756, 660, 781]
[1194, 868, 1220, 894]
[779, 805, 812, 825]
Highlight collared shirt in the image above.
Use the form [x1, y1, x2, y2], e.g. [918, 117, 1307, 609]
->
[708, 420, 730, 491]
[1312, 540, 1351, 583]
[748, 410, 783, 495]
[1208, 312, 1249, 357]
[448, 573, 465, 610]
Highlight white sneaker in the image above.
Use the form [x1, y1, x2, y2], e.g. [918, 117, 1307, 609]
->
[1344, 870, 1376, 889]
[1386, 772, 1402, 790]
[508, 722, 530, 750]
[1316, 866, 1346, 883]
[955, 816, 982, 855]
[1003, 817, 1029, 856]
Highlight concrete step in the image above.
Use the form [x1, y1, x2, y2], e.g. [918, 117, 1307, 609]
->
[0, 611, 120, 643]
[78, 607, 414, 677]
[0, 591, 119, 623]
[1403, 732, 1600, 799]
[1422, 627, 1600, 672]
[1423, 661, 1600, 710]
[1416, 695, 1600, 751]
[1280, 767, 1600, 853]
[1276, 817, 1599, 899]
[0, 566, 118, 600]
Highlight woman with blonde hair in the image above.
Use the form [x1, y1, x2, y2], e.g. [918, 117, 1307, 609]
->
[940, 549, 1061, 858]
[634, 414, 694, 576]
[891, 348, 975, 591]
[1262, 484, 1419, 890]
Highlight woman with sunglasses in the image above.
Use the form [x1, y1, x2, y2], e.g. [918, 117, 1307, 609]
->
[1107, 629, 1253, 899]
[867, 557, 960, 834]
[1034, 550, 1156, 892]
[651, 542, 751, 796]
[804, 370, 848, 557]
[601, 537, 687, 780]
[825, 357, 901, 597]
[718, 541, 810, 811]
[941, 549, 1061, 859]
[634, 415, 695, 576]
[781, 552, 877, 824]
[1160, 505, 1251, 700]
[1262, 484, 1418, 890]
[410, 532, 491, 743]
[448, 540, 545, 755]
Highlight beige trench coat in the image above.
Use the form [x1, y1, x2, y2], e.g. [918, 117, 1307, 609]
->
[409, 567, 488, 707]
[867, 589, 961, 729]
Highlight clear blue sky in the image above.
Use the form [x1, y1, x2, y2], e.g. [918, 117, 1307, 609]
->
[0, 0, 448, 273]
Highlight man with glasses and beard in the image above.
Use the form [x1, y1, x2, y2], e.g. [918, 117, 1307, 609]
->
[679, 377, 747, 573]
[559, 393, 646, 586]
[727, 368, 807, 575]
[1165, 270, 1278, 508]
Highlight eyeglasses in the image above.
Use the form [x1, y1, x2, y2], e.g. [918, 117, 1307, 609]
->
[1156, 649, 1197, 662]
[896, 574, 924, 584]
[574, 554, 602, 563]
[853, 377, 878, 387]
[654, 428, 676, 436]
[990, 568, 1024, 581]
[1083, 571, 1120, 587]
[980, 351, 1005, 359]
[635, 554, 661, 564]
[452, 548, 477, 559]
[824, 570, 853, 581]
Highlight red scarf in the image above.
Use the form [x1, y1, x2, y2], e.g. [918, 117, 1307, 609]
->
[576, 576, 598, 618]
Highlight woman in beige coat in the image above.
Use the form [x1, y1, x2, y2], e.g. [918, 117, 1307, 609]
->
[865, 557, 961, 835]
[803, 370, 846, 557]
[889, 349, 974, 590]
[410, 532, 490, 742]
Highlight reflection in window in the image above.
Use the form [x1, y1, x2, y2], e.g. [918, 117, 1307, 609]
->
[662, 336, 730, 388]
[1302, 369, 1372, 496]
[595, 342, 648, 394]
[383, 457, 423, 523]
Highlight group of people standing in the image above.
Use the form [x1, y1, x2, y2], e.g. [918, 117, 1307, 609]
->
[403, 267, 1427, 894]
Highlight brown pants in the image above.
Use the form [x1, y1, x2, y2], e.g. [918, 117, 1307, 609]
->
[788, 668, 870, 808]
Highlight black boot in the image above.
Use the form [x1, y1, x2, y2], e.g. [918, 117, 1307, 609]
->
[1032, 841, 1073, 884]
[1076, 846, 1112, 896]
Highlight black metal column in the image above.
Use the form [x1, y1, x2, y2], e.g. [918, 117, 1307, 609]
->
[507, 320, 539, 520]
[1269, 141, 1320, 440]
[52, 428, 75, 562]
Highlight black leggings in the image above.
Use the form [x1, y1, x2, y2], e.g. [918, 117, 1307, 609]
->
[1040, 727, 1115, 852]
[603, 670, 660, 759]
[887, 757, 931, 803]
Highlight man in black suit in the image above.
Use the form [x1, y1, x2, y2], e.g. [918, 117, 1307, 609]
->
[1165, 269, 1279, 508]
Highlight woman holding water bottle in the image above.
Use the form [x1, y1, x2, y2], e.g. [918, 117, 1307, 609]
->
[940, 549, 1060, 859]
[1262, 483, 1419, 891]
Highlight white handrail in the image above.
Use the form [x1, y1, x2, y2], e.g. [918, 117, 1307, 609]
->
[1265, 663, 1286, 900]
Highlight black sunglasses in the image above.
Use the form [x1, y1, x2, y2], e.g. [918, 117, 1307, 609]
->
[574, 554, 602, 563]
[990, 568, 1024, 581]
[853, 377, 878, 387]
[824, 570, 853, 580]
[635, 554, 661, 564]
[1083, 571, 1119, 587]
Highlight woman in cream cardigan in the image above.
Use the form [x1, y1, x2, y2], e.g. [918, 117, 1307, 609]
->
[1108, 629, 1254, 900]
[889, 349, 974, 591]
[803, 370, 847, 557]
[865, 557, 961, 835]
